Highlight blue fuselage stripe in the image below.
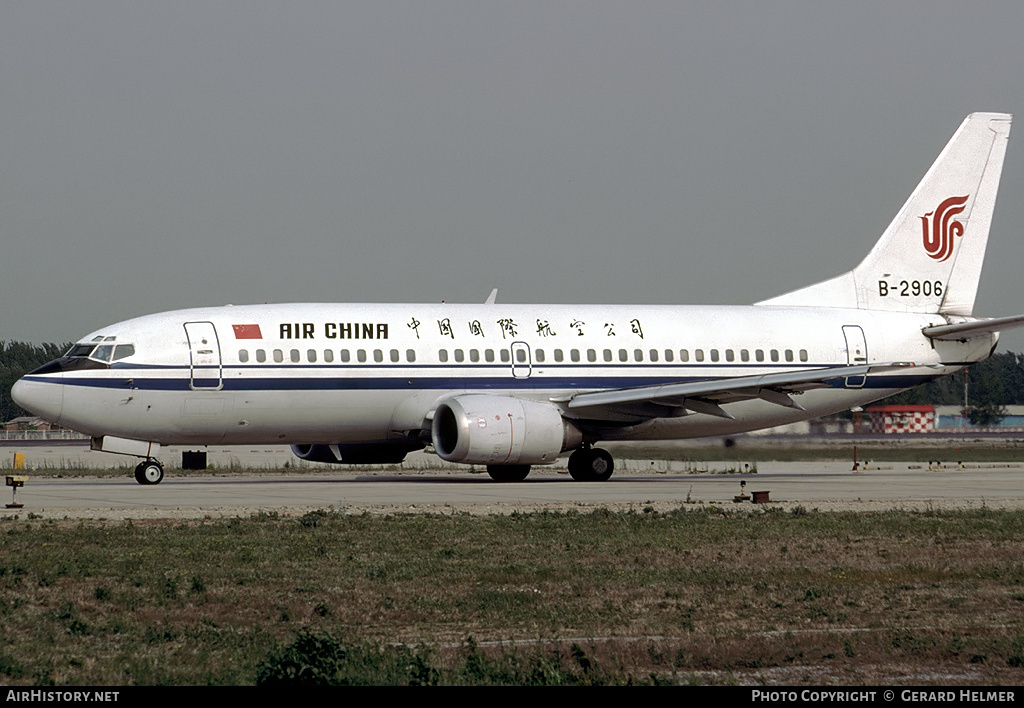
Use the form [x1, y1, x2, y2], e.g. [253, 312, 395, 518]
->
[22, 369, 941, 392]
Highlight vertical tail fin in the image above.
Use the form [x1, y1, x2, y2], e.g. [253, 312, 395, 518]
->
[758, 112, 1011, 314]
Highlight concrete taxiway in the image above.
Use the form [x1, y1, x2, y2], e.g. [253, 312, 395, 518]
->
[1, 444, 1022, 519]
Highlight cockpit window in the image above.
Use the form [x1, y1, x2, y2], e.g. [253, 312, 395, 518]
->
[65, 342, 134, 363]
[112, 344, 135, 361]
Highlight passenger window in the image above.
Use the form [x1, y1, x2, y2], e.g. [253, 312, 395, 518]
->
[800, 349, 808, 362]
[571, 349, 581, 362]
[603, 349, 613, 362]
[770, 349, 780, 362]
[695, 349, 704, 362]
[725, 349, 734, 362]
[678, 349, 688, 362]
[500, 349, 510, 363]
[740, 349, 749, 362]
[587, 349, 597, 362]
[710, 349, 720, 362]
[340, 350, 351, 363]
[454, 349, 464, 363]
[485, 349, 495, 362]
[554, 349, 564, 362]
[618, 349, 628, 362]
[407, 349, 416, 362]
[665, 349, 675, 362]
[390, 349, 400, 363]
[634, 349, 643, 362]
[239, 350, 249, 363]
[470, 349, 480, 362]
[256, 349, 267, 363]
[357, 350, 367, 363]
[307, 349, 317, 363]
[755, 349, 764, 362]
[515, 348, 527, 363]
[374, 349, 383, 363]
[273, 350, 284, 363]
[535, 349, 545, 363]
[649, 349, 658, 362]
[785, 349, 794, 362]
[290, 349, 300, 363]
[439, 349, 449, 363]
[324, 350, 334, 363]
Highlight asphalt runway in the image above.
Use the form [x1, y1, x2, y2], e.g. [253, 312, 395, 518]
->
[2, 444, 1023, 518]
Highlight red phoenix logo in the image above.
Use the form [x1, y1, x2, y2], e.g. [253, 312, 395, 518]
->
[920, 195, 969, 262]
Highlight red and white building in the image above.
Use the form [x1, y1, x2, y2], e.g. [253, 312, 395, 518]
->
[864, 405, 936, 434]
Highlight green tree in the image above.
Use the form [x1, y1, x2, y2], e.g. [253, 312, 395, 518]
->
[966, 402, 1007, 426]
[878, 351, 1024, 409]
[0, 342, 69, 422]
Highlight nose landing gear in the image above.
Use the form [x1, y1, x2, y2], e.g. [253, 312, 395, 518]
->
[134, 459, 164, 485]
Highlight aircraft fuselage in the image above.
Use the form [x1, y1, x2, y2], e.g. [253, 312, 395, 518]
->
[14, 302, 989, 446]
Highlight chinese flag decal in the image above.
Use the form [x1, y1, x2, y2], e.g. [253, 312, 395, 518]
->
[232, 324, 263, 339]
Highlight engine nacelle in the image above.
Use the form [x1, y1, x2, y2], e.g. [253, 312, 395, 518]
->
[290, 442, 421, 465]
[431, 395, 582, 465]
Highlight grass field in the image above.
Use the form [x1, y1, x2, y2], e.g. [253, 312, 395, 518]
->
[2, 506, 1024, 685]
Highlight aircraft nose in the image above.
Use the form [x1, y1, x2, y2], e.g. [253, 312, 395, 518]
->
[11, 376, 64, 425]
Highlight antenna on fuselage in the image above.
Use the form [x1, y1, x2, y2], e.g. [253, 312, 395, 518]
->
[485, 288, 498, 305]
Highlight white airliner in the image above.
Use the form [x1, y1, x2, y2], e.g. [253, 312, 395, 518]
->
[13, 113, 1023, 485]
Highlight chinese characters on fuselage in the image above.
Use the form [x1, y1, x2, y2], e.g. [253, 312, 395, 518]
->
[274, 319, 644, 341]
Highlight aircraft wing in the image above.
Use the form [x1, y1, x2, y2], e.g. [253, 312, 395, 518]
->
[555, 362, 920, 421]
[922, 314, 1024, 341]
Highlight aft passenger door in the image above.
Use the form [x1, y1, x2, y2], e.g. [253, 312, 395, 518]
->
[184, 321, 223, 390]
[842, 325, 868, 389]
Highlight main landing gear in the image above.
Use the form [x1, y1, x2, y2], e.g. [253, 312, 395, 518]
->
[134, 459, 164, 485]
[483, 447, 615, 483]
[567, 447, 614, 482]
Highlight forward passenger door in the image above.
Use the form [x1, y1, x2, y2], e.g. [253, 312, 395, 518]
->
[184, 321, 223, 390]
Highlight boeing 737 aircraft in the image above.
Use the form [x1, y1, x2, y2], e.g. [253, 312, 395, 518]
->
[12, 113, 1023, 485]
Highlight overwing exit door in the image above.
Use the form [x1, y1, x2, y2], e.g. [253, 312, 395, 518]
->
[510, 341, 532, 379]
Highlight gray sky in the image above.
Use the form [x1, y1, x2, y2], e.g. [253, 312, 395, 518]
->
[3, 1, 1024, 350]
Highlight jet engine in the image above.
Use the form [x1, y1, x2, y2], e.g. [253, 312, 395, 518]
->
[431, 395, 582, 465]
[290, 442, 422, 465]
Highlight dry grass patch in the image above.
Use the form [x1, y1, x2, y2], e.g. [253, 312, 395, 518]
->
[1, 507, 1024, 684]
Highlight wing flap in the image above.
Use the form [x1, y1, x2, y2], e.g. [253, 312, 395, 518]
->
[559, 363, 918, 419]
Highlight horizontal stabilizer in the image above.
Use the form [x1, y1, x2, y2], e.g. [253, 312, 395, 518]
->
[922, 314, 1024, 341]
